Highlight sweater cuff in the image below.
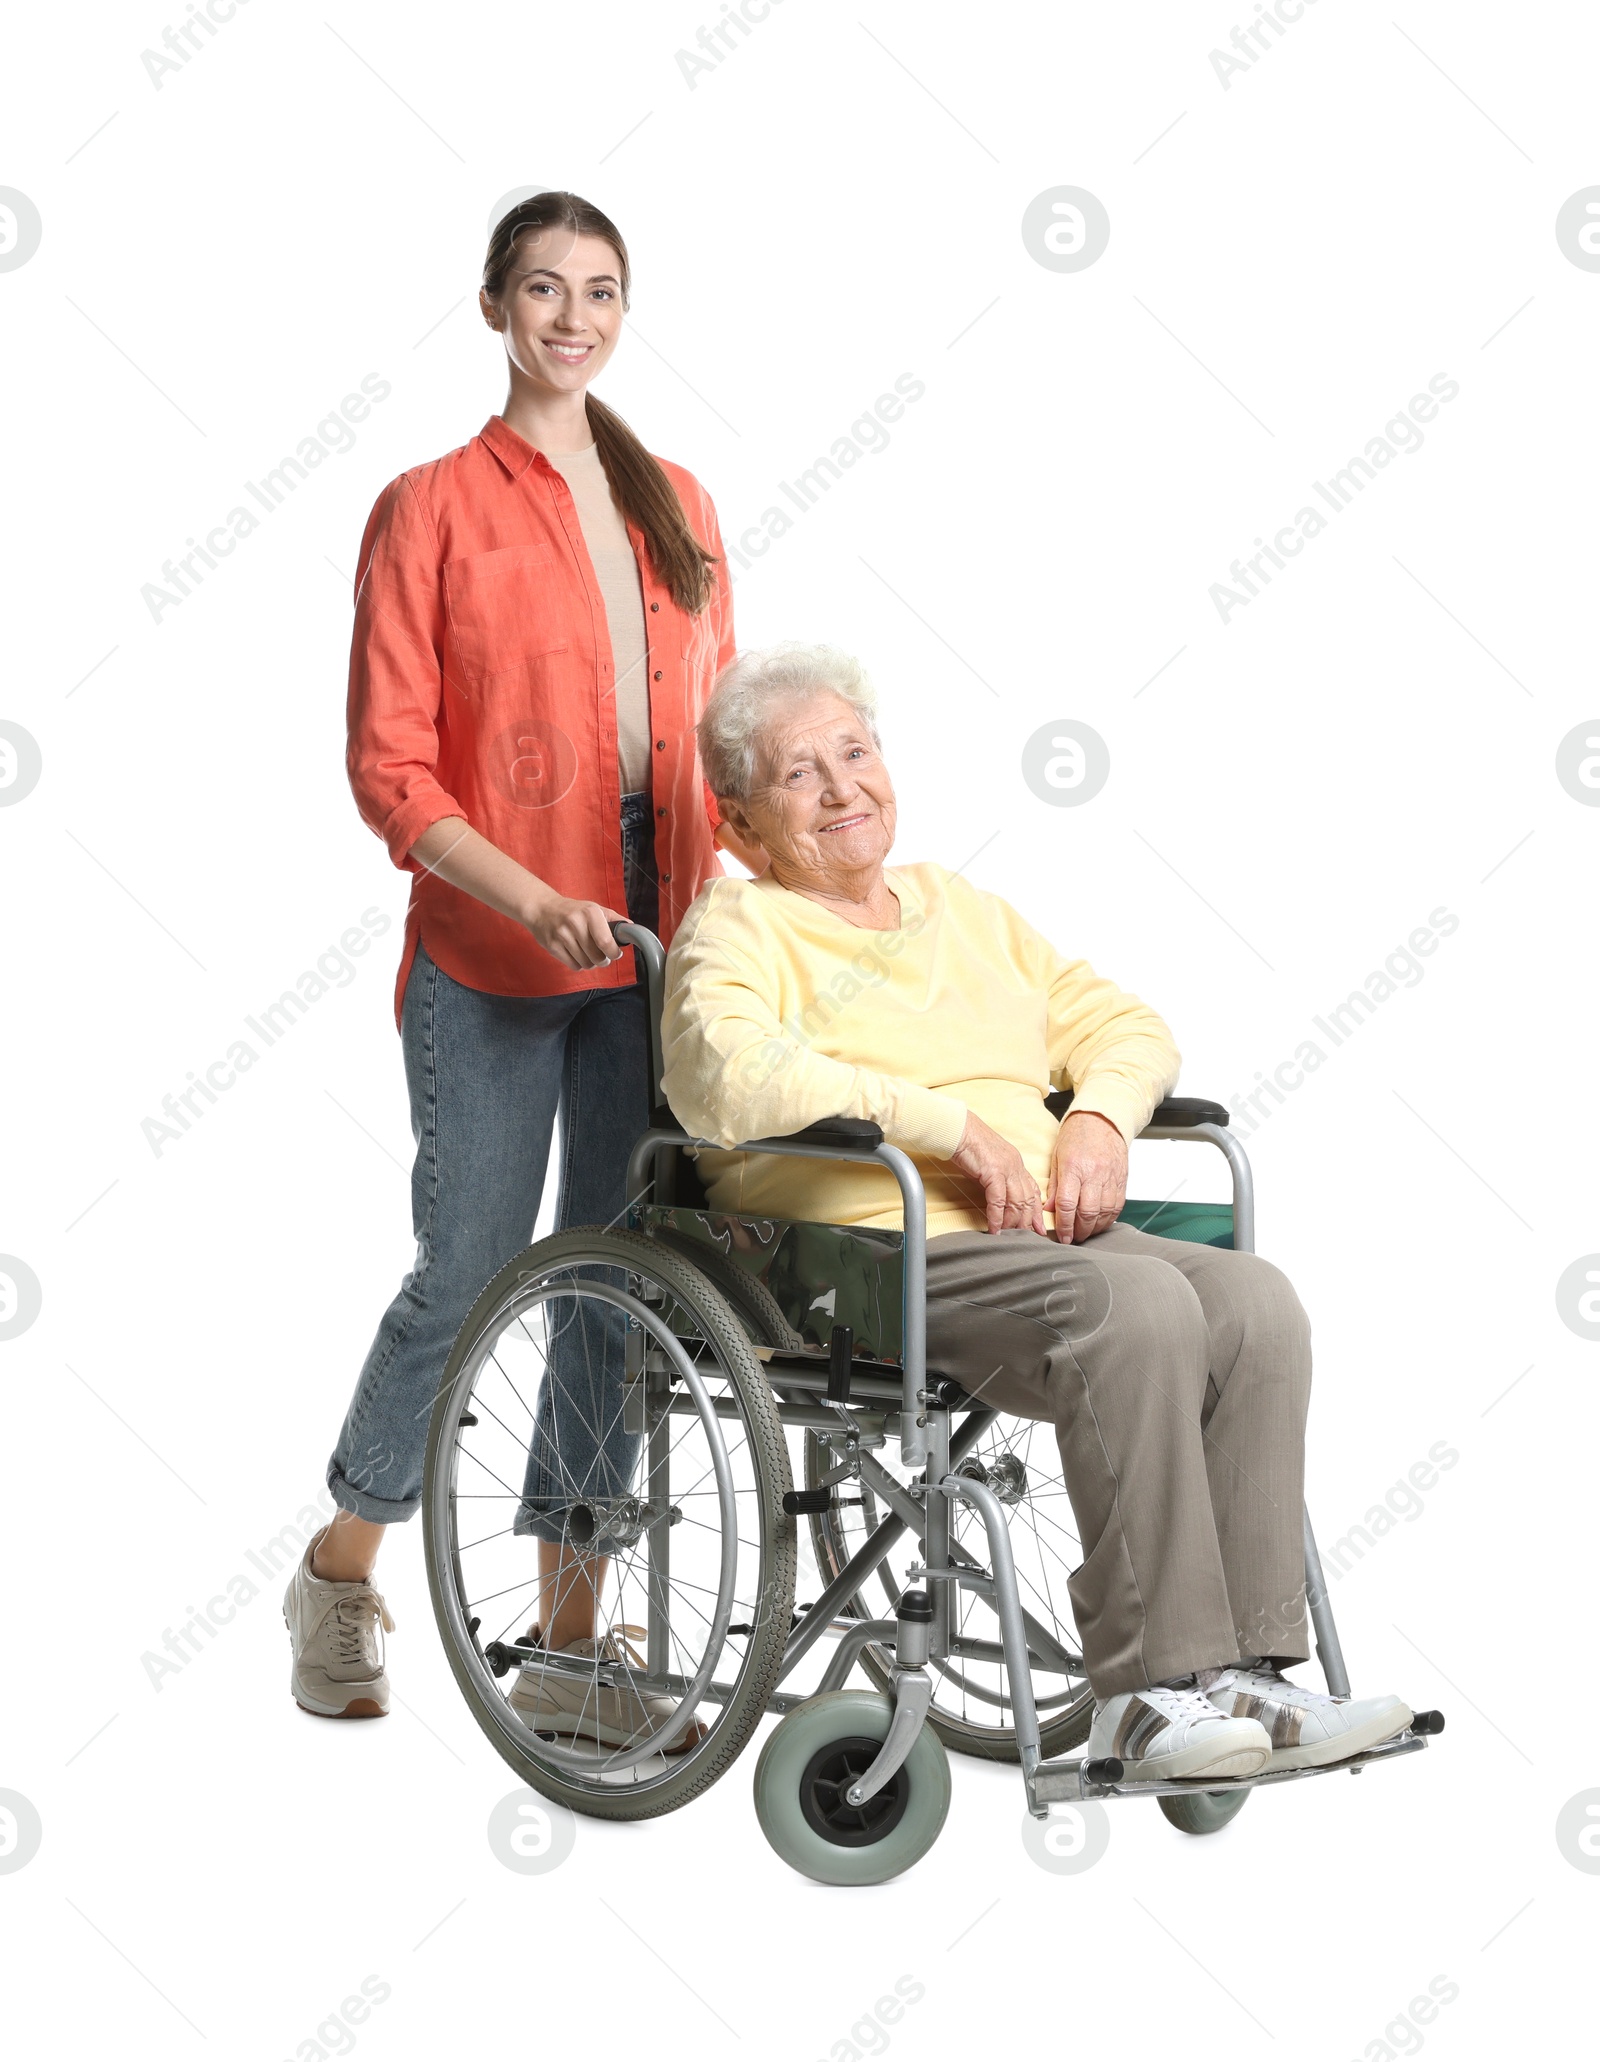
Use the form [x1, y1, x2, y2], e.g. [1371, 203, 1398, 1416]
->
[1064, 1079, 1156, 1148]
[892, 1086, 969, 1159]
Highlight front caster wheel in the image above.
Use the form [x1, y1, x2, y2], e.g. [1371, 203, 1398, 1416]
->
[753, 1691, 951, 1885]
[1158, 1786, 1251, 1836]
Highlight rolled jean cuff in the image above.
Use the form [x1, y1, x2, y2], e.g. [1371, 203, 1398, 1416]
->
[326, 1464, 420, 1526]
[513, 1501, 568, 1544]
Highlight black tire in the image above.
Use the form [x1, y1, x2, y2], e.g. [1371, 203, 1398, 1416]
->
[423, 1227, 796, 1820]
[1158, 1787, 1252, 1836]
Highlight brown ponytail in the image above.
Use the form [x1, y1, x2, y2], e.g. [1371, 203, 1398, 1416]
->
[483, 192, 720, 615]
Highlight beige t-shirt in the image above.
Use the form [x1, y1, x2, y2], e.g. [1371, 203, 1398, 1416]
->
[546, 444, 652, 795]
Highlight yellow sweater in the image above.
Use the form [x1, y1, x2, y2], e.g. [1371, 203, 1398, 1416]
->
[660, 862, 1182, 1239]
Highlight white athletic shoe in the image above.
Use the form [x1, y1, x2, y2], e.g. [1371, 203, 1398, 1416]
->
[282, 1531, 393, 1719]
[1205, 1667, 1411, 1769]
[1089, 1682, 1272, 1782]
[508, 1632, 705, 1755]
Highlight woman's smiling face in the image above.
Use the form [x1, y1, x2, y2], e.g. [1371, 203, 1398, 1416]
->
[482, 227, 625, 397]
[723, 691, 897, 892]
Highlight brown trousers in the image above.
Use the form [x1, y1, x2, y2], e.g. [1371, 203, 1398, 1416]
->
[924, 1221, 1313, 1698]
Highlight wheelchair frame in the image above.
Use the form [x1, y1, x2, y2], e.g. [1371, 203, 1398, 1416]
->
[602, 924, 1441, 1821]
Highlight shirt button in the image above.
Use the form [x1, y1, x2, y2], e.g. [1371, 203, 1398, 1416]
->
[662, 873, 671, 883]
[652, 670, 662, 681]
[655, 738, 666, 751]
[656, 805, 666, 816]
[650, 602, 660, 612]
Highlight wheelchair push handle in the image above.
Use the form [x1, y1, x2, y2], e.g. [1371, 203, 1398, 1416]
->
[609, 917, 664, 972]
[611, 920, 669, 1105]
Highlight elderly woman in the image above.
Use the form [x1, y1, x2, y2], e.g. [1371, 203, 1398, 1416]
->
[662, 644, 1410, 1784]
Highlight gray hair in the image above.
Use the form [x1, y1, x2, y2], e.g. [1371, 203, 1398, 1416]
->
[697, 642, 881, 802]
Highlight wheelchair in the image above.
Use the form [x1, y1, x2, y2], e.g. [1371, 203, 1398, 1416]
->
[421, 923, 1443, 1884]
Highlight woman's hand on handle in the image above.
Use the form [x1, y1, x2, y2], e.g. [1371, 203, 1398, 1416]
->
[1045, 1109, 1128, 1245]
[408, 816, 624, 971]
[947, 1110, 1045, 1235]
[524, 889, 626, 970]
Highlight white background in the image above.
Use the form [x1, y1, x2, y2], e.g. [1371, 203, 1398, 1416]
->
[3, 0, 1596, 2054]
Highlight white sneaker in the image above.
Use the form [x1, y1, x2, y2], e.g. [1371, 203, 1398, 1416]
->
[508, 1631, 704, 1756]
[1089, 1682, 1271, 1782]
[1205, 1667, 1411, 1769]
[282, 1531, 393, 1719]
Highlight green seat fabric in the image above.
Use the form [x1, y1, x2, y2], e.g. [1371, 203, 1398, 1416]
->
[1118, 1198, 1235, 1249]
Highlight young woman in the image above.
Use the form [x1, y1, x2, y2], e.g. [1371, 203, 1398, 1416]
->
[283, 191, 751, 1728]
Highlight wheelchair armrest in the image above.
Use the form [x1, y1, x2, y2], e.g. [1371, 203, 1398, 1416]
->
[1146, 1096, 1229, 1129]
[1045, 1089, 1230, 1130]
[645, 1110, 886, 1151]
[750, 1115, 886, 1150]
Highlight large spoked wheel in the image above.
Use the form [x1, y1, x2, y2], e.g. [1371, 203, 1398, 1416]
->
[423, 1227, 796, 1820]
[753, 1691, 951, 1885]
[1158, 1788, 1252, 1836]
[805, 1412, 1093, 1762]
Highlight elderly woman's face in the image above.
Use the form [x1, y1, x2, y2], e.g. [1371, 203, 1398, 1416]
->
[722, 691, 896, 886]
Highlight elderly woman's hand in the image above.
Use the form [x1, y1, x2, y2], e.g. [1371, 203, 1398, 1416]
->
[948, 1111, 1045, 1236]
[1046, 1110, 1128, 1244]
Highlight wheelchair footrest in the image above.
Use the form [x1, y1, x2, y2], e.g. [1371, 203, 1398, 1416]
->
[1030, 1723, 1437, 1809]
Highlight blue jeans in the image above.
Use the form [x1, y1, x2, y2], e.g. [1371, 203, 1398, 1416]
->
[328, 794, 659, 1530]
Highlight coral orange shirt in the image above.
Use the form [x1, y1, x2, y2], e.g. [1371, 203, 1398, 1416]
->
[345, 416, 735, 1022]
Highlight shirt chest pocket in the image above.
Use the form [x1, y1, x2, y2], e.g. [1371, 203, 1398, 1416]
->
[443, 543, 572, 691]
